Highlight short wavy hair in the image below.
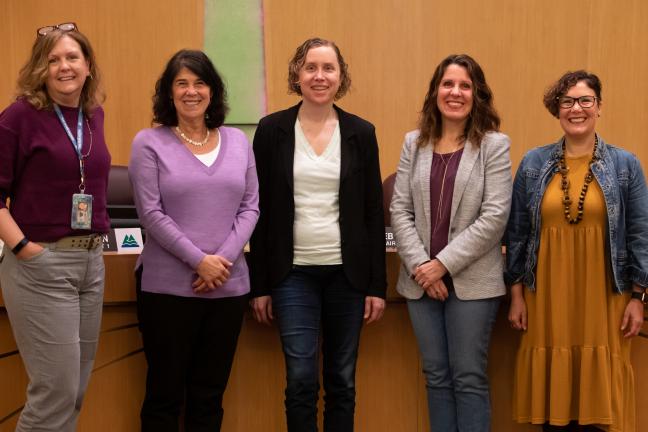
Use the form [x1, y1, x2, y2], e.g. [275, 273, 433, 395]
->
[417, 54, 500, 147]
[287, 37, 351, 101]
[153, 50, 228, 129]
[16, 28, 104, 115]
[543, 70, 602, 118]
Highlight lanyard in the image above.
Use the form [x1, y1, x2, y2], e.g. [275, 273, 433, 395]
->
[53, 104, 87, 193]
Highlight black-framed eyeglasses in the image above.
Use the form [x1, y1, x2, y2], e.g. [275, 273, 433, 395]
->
[557, 95, 598, 109]
[36, 22, 78, 37]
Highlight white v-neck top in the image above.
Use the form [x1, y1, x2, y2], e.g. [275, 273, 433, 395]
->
[292, 119, 342, 265]
[193, 129, 221, 167]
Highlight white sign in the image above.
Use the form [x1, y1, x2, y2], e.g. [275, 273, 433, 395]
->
[114, 228, 144, 254]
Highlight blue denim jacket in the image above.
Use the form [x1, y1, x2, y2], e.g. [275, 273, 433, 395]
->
[505, 136, 648, 293]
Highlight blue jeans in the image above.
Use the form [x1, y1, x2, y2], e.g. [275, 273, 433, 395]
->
[407, 289, 501, 432]
[272, 265, 365, 432]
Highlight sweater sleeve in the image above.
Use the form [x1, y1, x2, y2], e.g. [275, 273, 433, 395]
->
[249, 117, 272, 297]
[0, 104, 21, 210]
[214, 138, 260, 262]
[363, 124, 388, 298]
[390, 132, 431, 274]
[129, 130, 206, 269]
[0, 124, 17, 210]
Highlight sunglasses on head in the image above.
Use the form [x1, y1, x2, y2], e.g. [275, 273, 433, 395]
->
[36, 22, 78, 37]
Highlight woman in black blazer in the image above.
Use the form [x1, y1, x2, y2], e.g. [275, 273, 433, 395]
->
[249, 37, 386, 432]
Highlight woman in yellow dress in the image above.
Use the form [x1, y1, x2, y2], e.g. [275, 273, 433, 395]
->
[506, 70, 648, 432]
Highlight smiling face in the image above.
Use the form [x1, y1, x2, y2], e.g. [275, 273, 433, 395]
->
[297, 45, 341, 107]
[436, 64, 474, 126]
[45, 35, 90, 107]
[172, 67, 212, 124]
[558, 80, 600, 140]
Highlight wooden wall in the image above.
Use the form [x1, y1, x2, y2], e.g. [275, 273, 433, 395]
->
[262, 0, 648, 176]
[0, 0, 204, 166]
[2, 0, 646, 172]
[2, 0, 648, 431]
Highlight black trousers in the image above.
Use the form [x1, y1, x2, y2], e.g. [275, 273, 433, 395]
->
[139, 289, 246, 432]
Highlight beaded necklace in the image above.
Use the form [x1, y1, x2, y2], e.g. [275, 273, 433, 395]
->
[558, 135, 598, 224]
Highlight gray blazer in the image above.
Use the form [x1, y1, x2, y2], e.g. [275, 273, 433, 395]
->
[390, 130, 512, 300]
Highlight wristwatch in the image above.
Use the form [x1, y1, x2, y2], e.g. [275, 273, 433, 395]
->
[631, 290, 647, 305]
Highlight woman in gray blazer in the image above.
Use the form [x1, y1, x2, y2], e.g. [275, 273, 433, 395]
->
[390, 54, 512, 432]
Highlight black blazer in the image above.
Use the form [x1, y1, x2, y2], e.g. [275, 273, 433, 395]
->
[249, 103, 387, 298]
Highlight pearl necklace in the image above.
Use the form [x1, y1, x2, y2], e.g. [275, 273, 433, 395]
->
[175, 126, 210, 147]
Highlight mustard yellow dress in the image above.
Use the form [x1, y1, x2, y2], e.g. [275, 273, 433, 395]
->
[513, 154, 635, 431]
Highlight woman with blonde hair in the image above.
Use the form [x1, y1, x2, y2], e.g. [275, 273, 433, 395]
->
[249, 37, 386, 432]
[0, 23, 110, 432]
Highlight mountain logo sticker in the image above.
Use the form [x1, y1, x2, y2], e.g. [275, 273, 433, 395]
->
[121, 234, 140, 248]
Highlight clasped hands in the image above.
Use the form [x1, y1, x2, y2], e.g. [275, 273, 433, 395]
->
[413, 259, 449, 301]
[193, 254, 232, 293]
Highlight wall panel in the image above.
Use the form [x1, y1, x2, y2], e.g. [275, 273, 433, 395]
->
[2, 0, 648, 431]
[0, 0, 204, 166]
[262, 0, 648, 177]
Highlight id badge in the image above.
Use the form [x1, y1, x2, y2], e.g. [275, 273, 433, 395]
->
[71, 193, 93, 229]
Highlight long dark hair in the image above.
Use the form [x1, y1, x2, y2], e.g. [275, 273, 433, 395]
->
[416, 54, 500, 147]
[152, 49, 228, 128]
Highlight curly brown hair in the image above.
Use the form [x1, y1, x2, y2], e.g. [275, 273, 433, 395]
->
[287, 37, 351, 101]
[15, 28, 104, 115]
[416, 54, 500, 147]
[543, 70, 602, 118]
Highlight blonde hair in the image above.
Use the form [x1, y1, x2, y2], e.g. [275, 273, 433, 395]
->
[16, 29, 104, 114]
[287, 37, 351, 101]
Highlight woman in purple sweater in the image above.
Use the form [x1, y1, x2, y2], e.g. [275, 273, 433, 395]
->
[0, 24, 110, 431]
[129, 50, 259, 432]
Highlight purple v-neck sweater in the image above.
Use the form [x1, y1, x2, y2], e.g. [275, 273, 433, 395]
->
[129, 126, 259, 298]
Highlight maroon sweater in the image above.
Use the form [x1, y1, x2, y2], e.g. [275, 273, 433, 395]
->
[0, 99, 111, 241]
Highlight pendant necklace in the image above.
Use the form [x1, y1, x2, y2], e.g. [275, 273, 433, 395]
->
[432, 147, 461, 236]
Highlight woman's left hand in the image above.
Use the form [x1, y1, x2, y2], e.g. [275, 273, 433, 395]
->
[193, 255, 232, 293]
[621, 298, 645, 338]
[192, 276, 209, 293]
[364, 296, 386, 324]
[424, 279, 449, 302]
